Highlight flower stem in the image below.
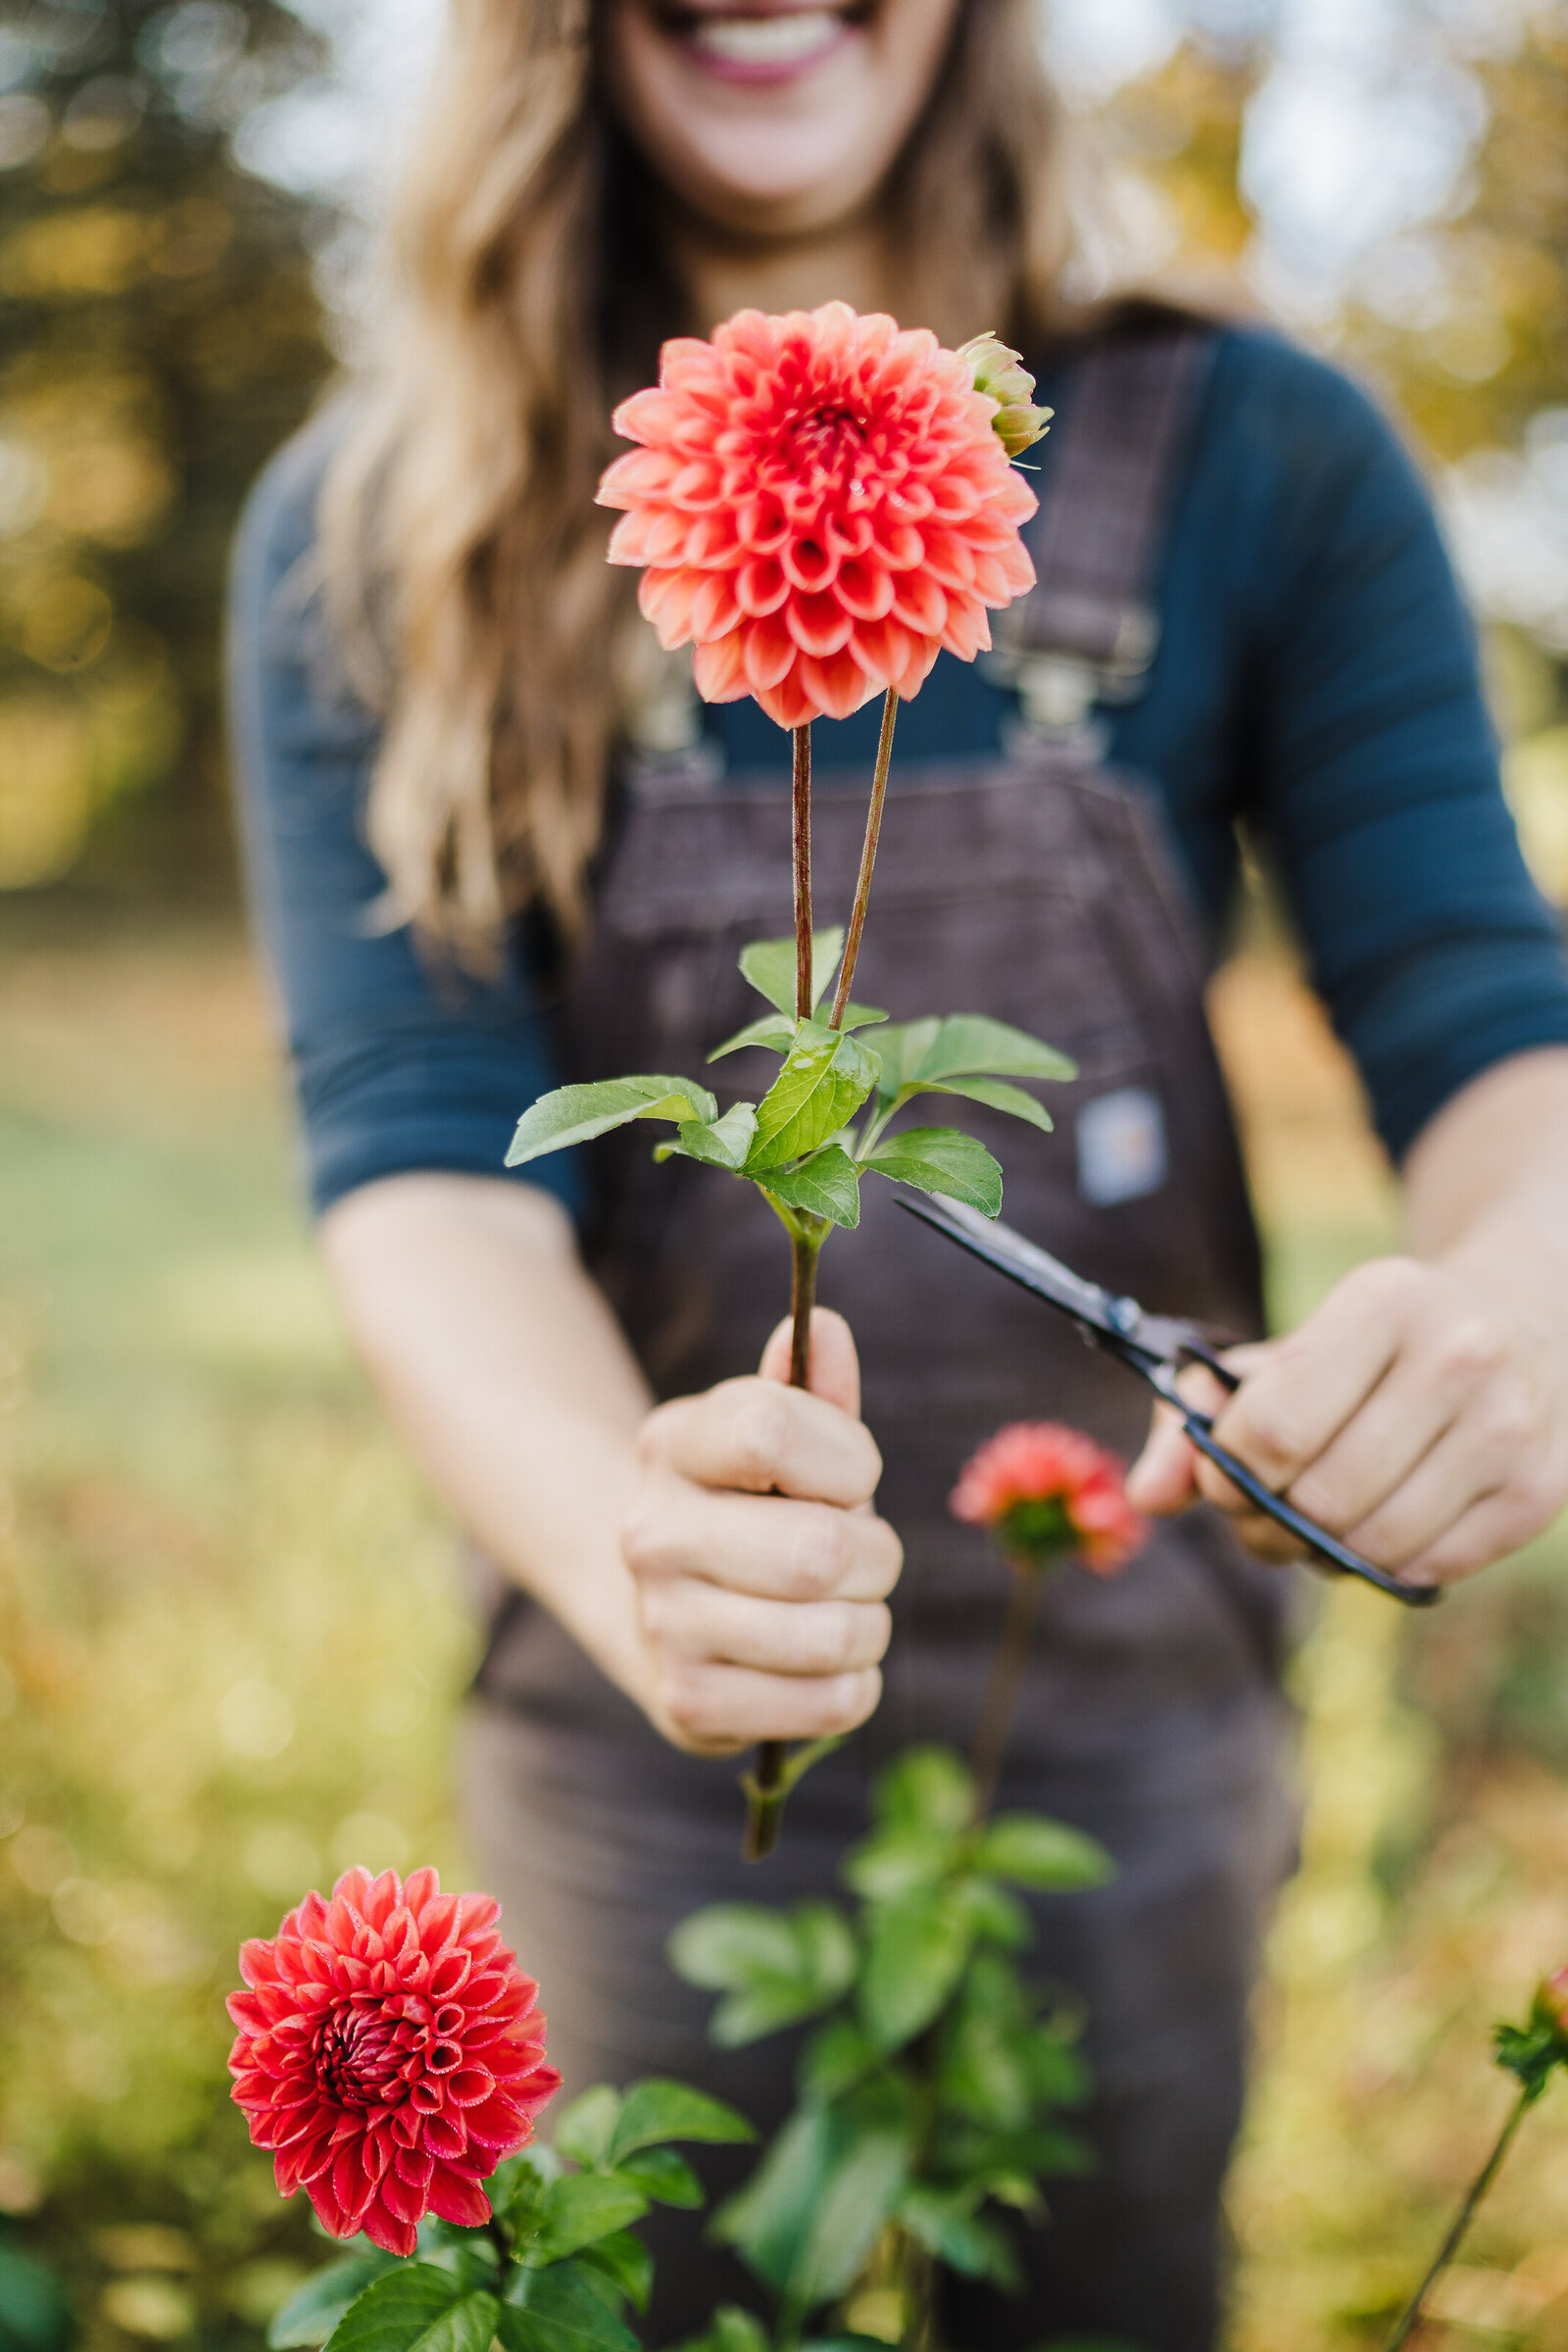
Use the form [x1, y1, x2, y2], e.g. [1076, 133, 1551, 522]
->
[793, 720, 812, 1021]
[744, 724, 818, 1865]
[829, 685, 899, 1031]
[1382, 2085, 1535, 2350]
[968, 1561, 1044, 1824]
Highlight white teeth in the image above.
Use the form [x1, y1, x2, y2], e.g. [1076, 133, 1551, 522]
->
[690, 11, 844, 65]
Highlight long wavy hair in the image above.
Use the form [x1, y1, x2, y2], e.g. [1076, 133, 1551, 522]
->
[320, 0, 1080, 952]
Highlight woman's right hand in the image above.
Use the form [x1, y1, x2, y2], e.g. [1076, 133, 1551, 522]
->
[620, 1309, 903, 1754]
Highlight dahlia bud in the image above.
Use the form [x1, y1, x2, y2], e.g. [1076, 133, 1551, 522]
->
[1536, 1965, 1568, 2040]
[957, 332, 1054, 460]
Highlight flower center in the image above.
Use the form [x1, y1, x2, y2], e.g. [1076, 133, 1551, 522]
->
[784, 404, 868, 488]
[314, 2003, 413, 2106]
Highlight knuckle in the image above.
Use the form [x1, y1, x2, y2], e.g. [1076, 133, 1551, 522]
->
[866, 1516, 904, 1592]
[1434, 1315, 1507, 1388]
[809, 1668, 881, 1738]
[1348, 1255, 1425, 1317]
[1237, 1397, 1311, 1476]
[619, 1495, 673, 1581]
[1477, 1387, 1540, 1461]
[727, 1383, 792, 1488]
[788, 1512, 851, 1600]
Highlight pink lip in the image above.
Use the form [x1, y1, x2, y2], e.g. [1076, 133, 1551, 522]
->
[662, 4, 862, 87]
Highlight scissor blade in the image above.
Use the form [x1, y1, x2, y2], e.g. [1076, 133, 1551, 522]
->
[897, 1196, 1126, 1336]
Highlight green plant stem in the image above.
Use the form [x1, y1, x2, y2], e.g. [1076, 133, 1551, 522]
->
[968, 1561, 1045, 1824]
[1382, 2085, 1535, 2350]
[744, 725, 817, 1866]
[793, 721, 812, 1024]
[829, 686, 899, 1031]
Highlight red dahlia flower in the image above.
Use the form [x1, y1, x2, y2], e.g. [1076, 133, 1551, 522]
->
[596, 301, 1040, 729]
[227, 1867, 560, 2256]
[951, 1421, 1148, 1577]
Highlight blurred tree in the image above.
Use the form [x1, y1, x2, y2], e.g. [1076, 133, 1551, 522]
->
[0, 0, 330, 894]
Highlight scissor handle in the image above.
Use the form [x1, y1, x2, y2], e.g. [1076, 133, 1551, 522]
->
[1181, 1414, 1442, 1608]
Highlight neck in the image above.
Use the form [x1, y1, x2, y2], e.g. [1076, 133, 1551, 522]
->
[671, 212, 895, 333]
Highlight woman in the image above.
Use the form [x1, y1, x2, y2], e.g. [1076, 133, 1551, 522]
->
[229, 3, 1568, 2344]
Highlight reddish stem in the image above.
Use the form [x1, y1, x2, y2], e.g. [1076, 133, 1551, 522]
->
[829, 687, 899, 1031]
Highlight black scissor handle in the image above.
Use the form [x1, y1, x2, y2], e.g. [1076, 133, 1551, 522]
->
[1181, 1415, 1441, 1608]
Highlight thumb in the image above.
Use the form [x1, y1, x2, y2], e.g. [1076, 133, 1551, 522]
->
[1125, 1397, 1200, 1516]
[759, 1307, 861, 1417]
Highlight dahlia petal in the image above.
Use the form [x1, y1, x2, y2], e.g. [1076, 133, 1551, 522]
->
[465, 2093, 533, 2149]
[691, 571, 741, 640]
[845, 616, 914, 690]
[610, 388, 688, 446]
[378, 2166, 428, 2227]
[331, 2139, 377, 2230]
[426, 2167, 493, 2230]
[970, 551, 1019, 606]
[737, 614, 794, 693]
[426, 1949, 470, 1996]
[754, 663, 819, 729]
[798, 649, 876, 721]
[669, 459, 725, 511]
[941, 597, 992, 662]
[868, 519, 924, 571]
[890, 571, 948, 637]
[832, 558, 894, 623]
[594, 446, 678, 511]
[692, 630, 751, 704]
[897, 634, 943, 699]
[638, 566, 702, 651]
[735, 558, 789, 618]
[357, 2196, 419, 2259]
[921, 527, 977, 593]
[737, 493, 789, 554]
[421, 2110, 467, 2159]
[784, 590, 854, 659]
[683, 512, 745, 567]
[447, 2066, 496, 2108]
[416, 1893, 461, 1955]
[780, 535, 838, 595]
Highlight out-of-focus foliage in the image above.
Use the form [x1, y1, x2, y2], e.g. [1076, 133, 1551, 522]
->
[0, 910, 473, 2342]
[0, 0, 329, 892]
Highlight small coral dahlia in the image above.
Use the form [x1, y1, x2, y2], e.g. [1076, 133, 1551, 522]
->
[951, 1421, 1147, 1577]
[227, 1867, 560, 2255]
[597, 302, 1040, 729]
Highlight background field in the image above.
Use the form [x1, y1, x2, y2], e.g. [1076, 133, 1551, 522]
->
[7, 899, 1568, 2348]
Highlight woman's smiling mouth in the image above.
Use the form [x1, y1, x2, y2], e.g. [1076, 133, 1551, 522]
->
[669, 6, 862, 82]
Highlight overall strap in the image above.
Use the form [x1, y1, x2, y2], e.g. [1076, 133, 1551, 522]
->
[987, 323, 1216, 743]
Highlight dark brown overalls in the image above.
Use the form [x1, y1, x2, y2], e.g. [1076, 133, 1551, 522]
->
[467, 321, 1302, 2351]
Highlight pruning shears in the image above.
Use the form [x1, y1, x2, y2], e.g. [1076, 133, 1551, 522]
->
[900, 1195, 1441, 1608]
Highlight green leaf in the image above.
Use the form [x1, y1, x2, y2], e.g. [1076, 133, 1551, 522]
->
[655, 1102, 760, 1170]
[1026, 2025, 1093, 2109]
[739, 927, 844, 1016]
[0, 2245, 73, 2352]
[760, 1147, 861, 1230]
[959, 1877, 1034, 1950]
[798, 2016, 880, 2105]
[553, 2084, 622, 2170]
[321, 2269, 497, 2352]
[669, 2309, 771, 2352]
[610, 2147, 703, 2208]
[910, 1014, 1076, 1084]
[667, 1901, 858, 2046]
[861, 1126, 1002, 1216]
[906, 1074, 1054, 1132]
[270, 2257, 401, 2349]
[507, 1076, 717, 1167]
[842, 1821, 962, 1902]
[873, 1746, 976, 1836]
[573, 2233, 653, 2317]
[516, 2176, 649, 2267]
[895, 2184, 1022, 2289]
[713, 2086, 911, 2304]
[973, 1815, 1113, 1890]
[487, 2146, 560, 2236]
[870, 1019, 941, 1097]
[499, 2262, 640, 2352]
[708, 1011, 797, 1061]
[610, 2079, 757, 2160]
[748, 1023, 879, 1171]
[858, 1888, 975, 2054]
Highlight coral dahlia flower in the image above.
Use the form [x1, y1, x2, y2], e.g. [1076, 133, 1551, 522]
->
[951, 1422, 1147, 1577]
[597, 302, 1040, 729]
[227, 1867, 560, 2256]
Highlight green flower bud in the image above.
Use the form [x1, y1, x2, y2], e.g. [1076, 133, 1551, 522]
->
[956, 332, 1054, 459]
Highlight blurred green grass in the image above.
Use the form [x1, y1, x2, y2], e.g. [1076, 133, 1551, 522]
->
[4, 909, 1568, 2349]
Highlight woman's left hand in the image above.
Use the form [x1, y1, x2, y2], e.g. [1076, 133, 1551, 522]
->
[1127, 1250, 1568, 1588]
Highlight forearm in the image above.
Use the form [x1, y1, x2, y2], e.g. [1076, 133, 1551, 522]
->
[1403, 1047, 1568, 1319]
[319, 1172, 655, 1703]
